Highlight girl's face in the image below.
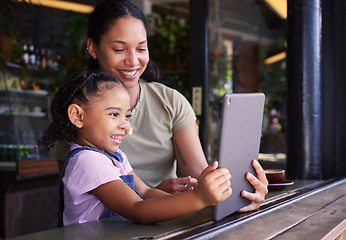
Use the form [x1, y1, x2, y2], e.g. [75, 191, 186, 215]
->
[94, 17, 149, 90]
[75, 83, 132, 153]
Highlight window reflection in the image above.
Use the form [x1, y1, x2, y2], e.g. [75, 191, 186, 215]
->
[207, 0, 287, 176]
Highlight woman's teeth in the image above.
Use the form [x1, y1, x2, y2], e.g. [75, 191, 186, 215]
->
[120, 70, 137, 76]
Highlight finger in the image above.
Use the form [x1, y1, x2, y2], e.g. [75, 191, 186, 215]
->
[210, 169, 231, 189]
[187, 176, 198, 184]
[238, 191, 262, 212]
[201, 161, 219, 176]
[246, 171, 268, 195]
[184, 181, 198, 191]
[175, 176, 198, 185]
[238, 203, 257, 212]
[246, 172, 261, 192]
[182, 176, 198, 191]
[241, 188, 265, 205]
[217, 176, 232, 202]
[252, 160, 268, 186]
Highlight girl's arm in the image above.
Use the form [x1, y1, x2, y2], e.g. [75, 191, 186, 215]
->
[91, 161, 231, 224]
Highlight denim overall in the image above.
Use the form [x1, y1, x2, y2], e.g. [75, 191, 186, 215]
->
[57, 146, 136, 227]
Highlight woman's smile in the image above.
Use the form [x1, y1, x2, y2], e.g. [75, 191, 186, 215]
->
[118, 69, 139, 79]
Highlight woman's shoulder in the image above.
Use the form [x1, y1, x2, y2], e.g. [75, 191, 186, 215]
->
[140, 79, 186, 100]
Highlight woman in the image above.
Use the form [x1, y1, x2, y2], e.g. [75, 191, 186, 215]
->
[52, 0, 267, 212]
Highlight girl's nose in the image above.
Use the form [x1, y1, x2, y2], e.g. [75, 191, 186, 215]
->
[119, 118, 130, 130]
[124, 51, 139, 67]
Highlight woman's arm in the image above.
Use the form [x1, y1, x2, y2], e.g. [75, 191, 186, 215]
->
[92, 162, 231, 224]
[155, 122, 208, 193]
[173, 122, 209, 177]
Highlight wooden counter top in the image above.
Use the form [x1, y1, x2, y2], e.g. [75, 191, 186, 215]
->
[8, 178, 346, 240]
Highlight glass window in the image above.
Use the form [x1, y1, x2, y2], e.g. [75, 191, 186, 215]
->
[207, 0, 287, 175]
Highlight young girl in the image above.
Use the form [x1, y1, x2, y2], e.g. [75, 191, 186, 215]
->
[39, 71, 232, 226]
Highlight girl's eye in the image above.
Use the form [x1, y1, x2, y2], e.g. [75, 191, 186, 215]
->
[114, 49, 124, 52]
[126, 114, 132, 119]
[138, 48, 146, 52]
[110, 113, 119, 117]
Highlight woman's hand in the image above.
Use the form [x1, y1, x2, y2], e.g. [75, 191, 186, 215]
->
[155, 176, 198, 194]
[238, 160, 268, 212]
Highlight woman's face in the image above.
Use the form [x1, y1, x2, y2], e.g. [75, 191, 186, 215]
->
[94, 17, 149, 90]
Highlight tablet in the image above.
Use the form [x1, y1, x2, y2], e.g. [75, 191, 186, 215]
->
[212, 93, 265, 222]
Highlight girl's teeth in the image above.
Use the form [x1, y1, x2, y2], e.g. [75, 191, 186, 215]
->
[120, 70, 136, 76]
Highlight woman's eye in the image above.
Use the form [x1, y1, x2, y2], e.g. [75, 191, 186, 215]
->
[114, 49, 124, 52]
[126, 114, 132, 119]
[110, 113, 119, 117]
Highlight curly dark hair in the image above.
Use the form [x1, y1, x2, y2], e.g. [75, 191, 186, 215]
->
[38, 70, 124, 153]
[87, 0, 160, 82]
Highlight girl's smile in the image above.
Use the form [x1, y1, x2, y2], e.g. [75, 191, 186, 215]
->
[110, 134, 125, 145]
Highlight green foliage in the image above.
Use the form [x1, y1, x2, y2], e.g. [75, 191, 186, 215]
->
[148, 13, 191, 98]
[62, 11, 89, 59]
[259, 60, 287, 112]
[148, 14, 190, 67]
[54, 11, 89, 87]
[208, 41, 234, 100]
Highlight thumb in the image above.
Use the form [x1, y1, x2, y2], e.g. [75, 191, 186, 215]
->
[202, 161, 219, 175]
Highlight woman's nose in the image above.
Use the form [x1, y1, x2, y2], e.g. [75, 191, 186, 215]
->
[124, 51, 139, 67]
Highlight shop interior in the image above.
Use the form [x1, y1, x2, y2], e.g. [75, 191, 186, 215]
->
[0, 0, 345, 239]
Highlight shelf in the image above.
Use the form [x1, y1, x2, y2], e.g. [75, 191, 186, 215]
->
[2, 88, 49, 96]
[0, 112, 46, 118]
[0, 65, 53, 161]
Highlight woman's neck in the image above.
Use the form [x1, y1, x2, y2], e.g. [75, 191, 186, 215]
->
[126, 82, 141, 109]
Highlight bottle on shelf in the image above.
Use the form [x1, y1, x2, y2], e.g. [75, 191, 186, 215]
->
[40, 47, 47, 69]
[46, 49, 53, 69]
[29, 44, 36, 66]
[35, 47, 41, 68]
[22, 43, 29, 65]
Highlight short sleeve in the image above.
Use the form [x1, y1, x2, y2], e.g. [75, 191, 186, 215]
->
[171, 89, 197, 133]
[63, 150, 125, 205]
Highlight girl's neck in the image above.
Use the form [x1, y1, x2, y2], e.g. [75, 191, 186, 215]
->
[126, 82, 141, 109]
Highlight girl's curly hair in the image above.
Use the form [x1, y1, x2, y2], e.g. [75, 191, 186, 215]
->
[38, 70, 123, 153]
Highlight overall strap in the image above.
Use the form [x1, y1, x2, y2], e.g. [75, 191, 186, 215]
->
[57, 146, 125, 227]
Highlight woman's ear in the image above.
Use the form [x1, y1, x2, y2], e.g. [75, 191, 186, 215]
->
[68, 104, 84, 128]
[87, 38, 97, 59]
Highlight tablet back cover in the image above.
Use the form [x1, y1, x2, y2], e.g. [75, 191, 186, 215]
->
[212, 93, 265, 222]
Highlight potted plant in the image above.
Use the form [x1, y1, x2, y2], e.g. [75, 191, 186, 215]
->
[0, 0, 35, 66]
[0, 0, 19, 65]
